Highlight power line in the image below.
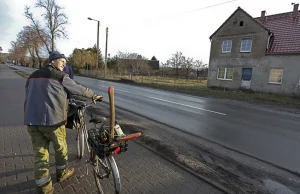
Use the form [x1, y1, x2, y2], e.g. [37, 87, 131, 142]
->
[184, 0, 237, 13]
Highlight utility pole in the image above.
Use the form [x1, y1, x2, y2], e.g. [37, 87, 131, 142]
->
[96, 21, 100, 70]
[104, 27, 108, 79]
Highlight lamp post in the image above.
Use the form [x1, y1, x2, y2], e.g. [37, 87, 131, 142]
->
[87, 17, 100, 70]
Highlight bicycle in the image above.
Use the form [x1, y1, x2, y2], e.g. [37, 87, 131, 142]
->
[66, 98, 101, 159]
[67, 86, 141, 194]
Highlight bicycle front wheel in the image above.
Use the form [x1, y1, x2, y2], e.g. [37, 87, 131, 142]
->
[76, 125, 85, 159]
[93, 155, 121, 194]
[91, 150, 105, 194]
[107, 155, 121, 194]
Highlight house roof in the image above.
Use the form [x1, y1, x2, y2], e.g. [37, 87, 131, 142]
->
[255, 11, 300, 53]
[210, 6, 300, 54]
[209, 7, 270, 39]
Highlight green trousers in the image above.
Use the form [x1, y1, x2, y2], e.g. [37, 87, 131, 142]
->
[27, 125, 68, 194]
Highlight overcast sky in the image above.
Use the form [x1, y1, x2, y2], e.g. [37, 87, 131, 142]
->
[0, 0, 296, 64]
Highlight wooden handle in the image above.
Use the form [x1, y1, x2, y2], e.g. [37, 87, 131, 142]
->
[119, 132, 142, 142]
[108, 86, 115, 143]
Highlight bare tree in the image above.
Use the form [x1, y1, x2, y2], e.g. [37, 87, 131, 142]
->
[182, 57, 194, 79]
[17, 26, 45, 68]
[194, 60, 203, 69]
[168, 51, 185, 78]
[25, 7, 50, 52]
[25, 0, 68, 52]
[10, 41, 27, 66]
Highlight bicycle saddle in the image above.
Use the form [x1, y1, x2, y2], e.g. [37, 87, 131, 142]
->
[89, 114, 107, 123]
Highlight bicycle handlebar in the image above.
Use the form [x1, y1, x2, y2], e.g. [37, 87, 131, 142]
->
[69, 98, 102, 108]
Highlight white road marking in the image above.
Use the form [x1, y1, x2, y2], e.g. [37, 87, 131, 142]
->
[98, 85, 226, 115]
[99, 85, 131, 93]
[148, 96, 226, 116]
[115, 89, 131, 93]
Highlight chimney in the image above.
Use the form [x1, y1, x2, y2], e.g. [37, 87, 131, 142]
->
[293, 3, 299, 18]
[261, 10, 266, 22]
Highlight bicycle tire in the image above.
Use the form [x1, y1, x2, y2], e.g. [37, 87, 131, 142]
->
[76, 125, 85, 159]
[107, 155, 121, 194]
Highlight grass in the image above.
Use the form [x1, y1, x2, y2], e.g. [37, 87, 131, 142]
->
[15, 71, 29, 78]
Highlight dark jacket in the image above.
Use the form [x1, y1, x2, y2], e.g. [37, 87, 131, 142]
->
[24, 65, 95, 126]
[63, 64, 74, 79]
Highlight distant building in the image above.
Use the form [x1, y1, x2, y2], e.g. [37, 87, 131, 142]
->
[117, 56, 159, 72]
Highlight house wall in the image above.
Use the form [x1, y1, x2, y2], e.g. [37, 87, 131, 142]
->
[251, 55, 300, 95]
[207, 9, 300, 95]
[208, 54, 300, 95]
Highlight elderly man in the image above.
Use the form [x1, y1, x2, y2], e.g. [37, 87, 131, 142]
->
[24, 51, 103, 194]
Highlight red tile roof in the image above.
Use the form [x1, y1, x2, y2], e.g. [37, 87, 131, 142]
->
[255, 11, 300, 53]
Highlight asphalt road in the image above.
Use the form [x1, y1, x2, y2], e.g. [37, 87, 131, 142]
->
[0, 65, 25, 126]
[11, 64, 300, 174]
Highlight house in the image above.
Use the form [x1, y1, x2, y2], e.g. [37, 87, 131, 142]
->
[207, 4, 300, 95]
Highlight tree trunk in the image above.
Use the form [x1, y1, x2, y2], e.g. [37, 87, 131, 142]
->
[34, 44, 42, 69]
[28, 47, 35, 67]
[52, 32, 55, 51]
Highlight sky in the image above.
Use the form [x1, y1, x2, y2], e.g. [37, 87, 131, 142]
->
[0, 0, 297, 64]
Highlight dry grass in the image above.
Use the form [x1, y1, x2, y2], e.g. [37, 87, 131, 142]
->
[15, 71, 29, 78]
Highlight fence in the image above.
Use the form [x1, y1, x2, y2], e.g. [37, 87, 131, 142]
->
[77, 69, 207, 88]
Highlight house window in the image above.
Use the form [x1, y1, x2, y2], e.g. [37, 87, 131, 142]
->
[239, 21, 244, 27]
[222, 40, 232, 53]
[240, 39, 252, 52]
[218, 67, 234, 80]
[269, 68, 283, 84]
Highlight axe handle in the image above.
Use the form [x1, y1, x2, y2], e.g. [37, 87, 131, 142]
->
[108, 86, 115, 143]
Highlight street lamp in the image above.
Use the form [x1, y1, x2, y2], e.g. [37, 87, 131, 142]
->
[87, 17, 100, 71]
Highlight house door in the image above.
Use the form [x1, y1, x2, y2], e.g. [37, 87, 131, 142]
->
[241, 68, 252, 89]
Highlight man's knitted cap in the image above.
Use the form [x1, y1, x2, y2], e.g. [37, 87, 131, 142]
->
[48, 51, 66, 63]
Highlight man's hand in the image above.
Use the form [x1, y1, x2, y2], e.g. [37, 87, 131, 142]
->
[92, 95, 104, 104]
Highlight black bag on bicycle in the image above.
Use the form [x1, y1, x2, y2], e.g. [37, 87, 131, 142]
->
[66, 101, 84, 130]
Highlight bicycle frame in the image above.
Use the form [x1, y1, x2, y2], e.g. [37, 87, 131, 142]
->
[67, 99, 96, 160]
[78, 86, 141, 194]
